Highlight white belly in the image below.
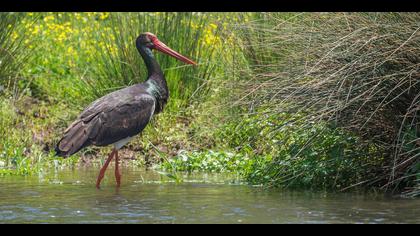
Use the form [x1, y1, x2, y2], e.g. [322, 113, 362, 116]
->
[113, 136, 134, 150]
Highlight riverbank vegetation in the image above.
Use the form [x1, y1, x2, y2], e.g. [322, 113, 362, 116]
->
[0, 12, 418, 197]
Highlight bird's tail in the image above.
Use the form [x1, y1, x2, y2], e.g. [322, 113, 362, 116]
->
[55, 120, 90, 157]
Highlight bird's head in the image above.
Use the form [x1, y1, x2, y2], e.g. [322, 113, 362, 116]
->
[137, 32, 197, 65]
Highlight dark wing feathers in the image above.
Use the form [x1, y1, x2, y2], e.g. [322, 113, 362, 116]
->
[55, 118, 95, 157]
[56, 85, 156, 157]
[91, 97, 155, 146]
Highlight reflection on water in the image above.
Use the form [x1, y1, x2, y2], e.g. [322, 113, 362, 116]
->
[0, 166, 419, 223]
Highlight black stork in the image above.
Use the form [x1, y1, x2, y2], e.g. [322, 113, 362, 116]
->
[55, 32, 197, 188]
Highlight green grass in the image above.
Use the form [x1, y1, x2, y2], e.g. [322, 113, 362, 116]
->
[160, 150, 253, 173]
[0, 97, 79, 176]
[0, 13, 30, 99]
[19, 13, 228, 109]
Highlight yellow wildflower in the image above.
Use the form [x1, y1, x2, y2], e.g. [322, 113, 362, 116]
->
[12, 31, 18, 40]
[31, 25, 40, 35]
[99, 12, 110, 20]
[67, 46, 74, 55]
[75, 13, 82, 20]
[192, 23, 199, 29]
[43, 15, 55, 22]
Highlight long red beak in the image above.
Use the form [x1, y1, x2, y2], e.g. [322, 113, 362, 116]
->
[153, 39, 197, 65]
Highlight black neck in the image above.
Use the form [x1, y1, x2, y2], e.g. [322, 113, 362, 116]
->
[136, 42, 169, 113]
[136, 44, 164, 78]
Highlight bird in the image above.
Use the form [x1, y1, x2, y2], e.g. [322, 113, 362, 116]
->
[55, 32, 197, 188]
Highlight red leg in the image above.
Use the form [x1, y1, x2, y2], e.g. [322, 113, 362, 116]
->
[96, 149, 116, 189]
[115, 150, 121, 187]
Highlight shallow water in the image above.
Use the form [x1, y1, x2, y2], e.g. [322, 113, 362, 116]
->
[0, 166, 419, 224]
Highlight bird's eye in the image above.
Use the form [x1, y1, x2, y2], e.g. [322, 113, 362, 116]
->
[146, 42, 154, 49]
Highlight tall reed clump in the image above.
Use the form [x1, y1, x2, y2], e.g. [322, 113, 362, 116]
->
[76, 12, 224, 111]
[229, 13, 420, 196]
[0, 12, 28, 99]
